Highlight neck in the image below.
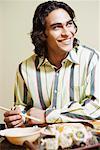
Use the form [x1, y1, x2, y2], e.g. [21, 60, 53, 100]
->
[47, 52, 68, 69]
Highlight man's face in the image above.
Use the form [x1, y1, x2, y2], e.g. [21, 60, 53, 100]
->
[45, 8, 76, 56]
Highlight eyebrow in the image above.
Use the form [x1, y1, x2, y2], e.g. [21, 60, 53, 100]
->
[50, 19, 73, 27]
[50, 23, 62, 27]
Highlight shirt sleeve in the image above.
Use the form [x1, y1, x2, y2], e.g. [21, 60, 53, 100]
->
[14, 63, 33, 111]
[45, 52, 100, 123]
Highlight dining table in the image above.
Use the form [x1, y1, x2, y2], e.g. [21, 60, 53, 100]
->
[0, 123, 100, 150]
[0, 136, 100, 150]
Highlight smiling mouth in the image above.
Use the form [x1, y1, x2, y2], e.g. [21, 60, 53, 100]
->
[58, 39, 72, 45]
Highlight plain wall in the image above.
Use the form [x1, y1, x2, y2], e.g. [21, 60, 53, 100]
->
[0, 0, 100, 123]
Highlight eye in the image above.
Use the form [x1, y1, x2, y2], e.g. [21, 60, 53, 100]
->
[66, 20, 74, 27]
[52, 26, 59, 30]
[52, 25, 62, 30]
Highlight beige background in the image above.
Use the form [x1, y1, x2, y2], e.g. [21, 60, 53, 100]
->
[0, 0, 100, 123]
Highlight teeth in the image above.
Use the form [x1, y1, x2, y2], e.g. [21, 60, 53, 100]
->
[59, 39, 71, 42]
[62, 40, 71, 44]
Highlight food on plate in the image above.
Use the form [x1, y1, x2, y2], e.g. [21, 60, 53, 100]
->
[40, 123, 98, 149]
[0, 122, 99, 148]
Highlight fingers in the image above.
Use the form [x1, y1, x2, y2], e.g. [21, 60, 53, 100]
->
[4, 113, 22, 122]
[4, 108, 21, 117]
[13, 120, 24, 128]
[5, 118, 23, 128]
[23, 141, 36, 150]
[4, 107, 23, 128]
[4, 114, 22, 128]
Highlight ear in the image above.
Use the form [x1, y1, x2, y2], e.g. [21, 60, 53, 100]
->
[41, 32, 47, 41]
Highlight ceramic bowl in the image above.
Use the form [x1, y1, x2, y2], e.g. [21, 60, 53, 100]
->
[0, 127, 41, 145]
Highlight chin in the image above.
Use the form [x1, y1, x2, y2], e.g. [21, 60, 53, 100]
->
[61, 46, 73, 53]
[58, 43, 73, 53]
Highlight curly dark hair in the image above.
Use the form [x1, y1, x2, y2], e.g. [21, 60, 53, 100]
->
[30, 0, 78, 57]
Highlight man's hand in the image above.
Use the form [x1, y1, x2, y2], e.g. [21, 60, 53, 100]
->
[4, 107, 24, 128]
[26, 107, 45, 125]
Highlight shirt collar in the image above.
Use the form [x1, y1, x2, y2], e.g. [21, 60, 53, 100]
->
[37, 47, 79, 69]
[67, 48, 79, 64]
[36, 56, 51, 69]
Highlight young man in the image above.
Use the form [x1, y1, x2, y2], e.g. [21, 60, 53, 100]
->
[4, 1, 100, 128]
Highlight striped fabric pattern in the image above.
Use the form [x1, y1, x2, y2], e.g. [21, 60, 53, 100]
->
[14, 44, 100, 123]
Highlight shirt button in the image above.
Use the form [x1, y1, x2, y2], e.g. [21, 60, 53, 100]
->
[53, 107, 55, 109]
[54, 90, 57, 93]
[56, 73, 59, 76]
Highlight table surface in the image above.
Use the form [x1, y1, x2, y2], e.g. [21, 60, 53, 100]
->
[0, 122, 100, 150]
[0, 136, 100, 150]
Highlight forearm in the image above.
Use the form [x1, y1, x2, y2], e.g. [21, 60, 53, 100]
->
[45, 98, 100, 123]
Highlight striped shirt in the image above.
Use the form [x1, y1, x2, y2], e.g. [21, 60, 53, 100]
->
[14, 43, 100, 123]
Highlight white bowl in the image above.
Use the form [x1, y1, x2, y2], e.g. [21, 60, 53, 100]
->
[0, 127, 41, 145]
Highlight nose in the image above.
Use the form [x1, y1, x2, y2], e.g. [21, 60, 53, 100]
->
[61, 25, 70, 36]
